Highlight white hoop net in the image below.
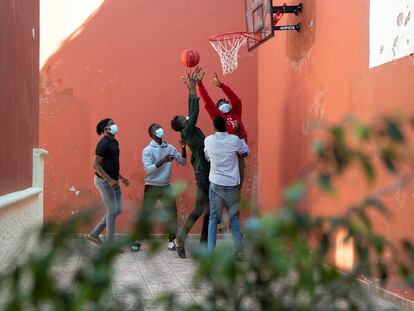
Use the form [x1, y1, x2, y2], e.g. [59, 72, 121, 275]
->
[209, 33, 248, 75]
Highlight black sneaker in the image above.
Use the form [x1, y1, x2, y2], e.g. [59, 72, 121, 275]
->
[177, 246, 187, 258]
[130, 241, 141, 252]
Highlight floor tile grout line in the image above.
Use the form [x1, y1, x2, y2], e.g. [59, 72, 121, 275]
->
[159, 252, 197, 304]
[131, 251, 155, 300]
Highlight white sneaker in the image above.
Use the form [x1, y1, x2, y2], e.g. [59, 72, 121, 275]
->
[99, 233, 107, 242]
[168, 241, 176, 251]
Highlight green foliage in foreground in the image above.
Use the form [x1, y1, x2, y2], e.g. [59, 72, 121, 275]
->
[2, 114, 414, 311]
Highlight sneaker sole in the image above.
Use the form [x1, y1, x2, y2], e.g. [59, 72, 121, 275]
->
[86, 234, 102, 246]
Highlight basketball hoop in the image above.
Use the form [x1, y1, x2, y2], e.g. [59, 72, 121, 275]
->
[209, 32, 256, 75]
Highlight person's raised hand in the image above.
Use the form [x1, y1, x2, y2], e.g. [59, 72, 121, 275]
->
[162, 154, 175, 163]
[179, 139, 186, 149]
[181, 69, 190, 85]
[194, 66, 205, 83]
[187, 69, 197, 89]
[211, 72, 222, 87]
[231, 120, 240, 132]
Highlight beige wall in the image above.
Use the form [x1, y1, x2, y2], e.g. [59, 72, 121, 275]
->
[0, 149, 47, 271]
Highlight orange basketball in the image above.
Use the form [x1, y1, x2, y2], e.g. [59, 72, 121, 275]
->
[180, 48, 200, 67]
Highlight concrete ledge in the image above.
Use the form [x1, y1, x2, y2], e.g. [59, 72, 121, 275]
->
[359, 278, 414, 310]
[0, 187, 42, 210]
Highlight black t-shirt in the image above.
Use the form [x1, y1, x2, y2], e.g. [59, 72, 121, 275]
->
[95, 136, 120, 180]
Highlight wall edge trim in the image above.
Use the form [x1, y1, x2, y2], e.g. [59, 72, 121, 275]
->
[0, 187, 42, 210]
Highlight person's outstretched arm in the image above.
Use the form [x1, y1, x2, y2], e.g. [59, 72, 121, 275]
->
[236, 137, 249, 158]
[172, 145, 187, 166]
[212, 72, 242, 117]
[197, 76, 221, 120]
[182, 69, 200, 137]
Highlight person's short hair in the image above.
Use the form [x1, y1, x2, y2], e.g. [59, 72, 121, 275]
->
[96, 118, 111, 135]
[213, 115, 226, 132]
[148, 123, 158, 136]
[216, 98, 227, 108]
[170, 115, 183, 132]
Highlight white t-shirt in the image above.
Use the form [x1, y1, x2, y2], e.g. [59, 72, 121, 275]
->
[204, 132, 249, 186]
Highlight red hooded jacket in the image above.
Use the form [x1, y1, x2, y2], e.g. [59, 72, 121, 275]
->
[197, 81, 248, 143]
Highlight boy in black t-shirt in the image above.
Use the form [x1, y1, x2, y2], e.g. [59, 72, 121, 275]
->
[86, 118, 129, 245]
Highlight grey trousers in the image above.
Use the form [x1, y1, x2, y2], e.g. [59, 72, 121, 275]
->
[90, 176, 122, 241]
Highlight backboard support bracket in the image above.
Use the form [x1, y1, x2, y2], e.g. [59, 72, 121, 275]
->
[274, 23, 301, 32]
[272, 3, 302, 15]
[272, 3, 302, 32]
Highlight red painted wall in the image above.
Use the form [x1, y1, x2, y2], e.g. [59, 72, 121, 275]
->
[40, 0, 258, 231]
[0, 0, 39, 195]
[258, 0, 414, 299]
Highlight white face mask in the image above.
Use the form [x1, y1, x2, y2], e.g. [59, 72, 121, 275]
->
[219, 103, 231, 113]
[108, 124, 118, 135]
[154, 128, 164, 138]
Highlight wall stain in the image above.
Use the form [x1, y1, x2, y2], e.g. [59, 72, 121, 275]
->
[405, 11, 411, 26]
[286, 0, 316, 63]
[303, 89, 326, 135]
[397, 12, 404, 26]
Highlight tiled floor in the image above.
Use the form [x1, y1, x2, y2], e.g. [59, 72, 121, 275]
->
[51, 238, 406, 310]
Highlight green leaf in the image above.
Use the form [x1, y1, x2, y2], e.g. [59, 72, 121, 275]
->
[318, 233, 330, 257]
[355, 153, 375, 182]
[318, 174, 334, 192]
[364, 197, 388, 215]
[402, 239, 414, 253]
[330, 126, 344, 145]
[311, 140, 325, 158]
[283, 182, 306, 206]
[400, 264, 414, 287]
[333, 145, 350, 172]
[385, 119, 404, 143]
[353, 124, 370, 141]
[380, 148, 397, 173]
[377, 260, 388, 285]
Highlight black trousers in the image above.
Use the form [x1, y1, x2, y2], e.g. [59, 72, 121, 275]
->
[143, 185, 177, 241]
[178, 169, 210, 243]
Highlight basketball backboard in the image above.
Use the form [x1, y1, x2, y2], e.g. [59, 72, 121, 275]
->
[244, 0, 274, 51]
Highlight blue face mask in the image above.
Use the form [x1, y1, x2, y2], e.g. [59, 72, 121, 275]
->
[154, 128, 164, 138]
[219, 103, 231, 113]
[108, 124, 119, 135]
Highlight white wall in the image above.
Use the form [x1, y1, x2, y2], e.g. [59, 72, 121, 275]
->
[370, 0, 414, 68]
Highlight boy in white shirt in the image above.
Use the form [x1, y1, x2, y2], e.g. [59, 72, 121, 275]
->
[204, 116, 249, 253]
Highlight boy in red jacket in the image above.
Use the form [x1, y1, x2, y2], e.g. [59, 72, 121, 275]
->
[198, 72, 248, 147]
